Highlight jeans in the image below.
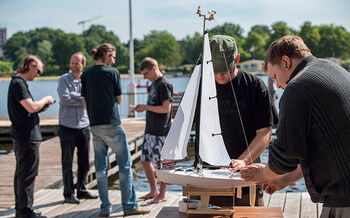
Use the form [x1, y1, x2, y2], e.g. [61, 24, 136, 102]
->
[90, 124, 137, 212]
[58, 125, 91, 198]
[13, 139, 40, 216]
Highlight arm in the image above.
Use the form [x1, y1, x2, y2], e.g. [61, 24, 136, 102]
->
[20, 96, 55, 113]
[57, 77, 84, 107]
[115, 95, 122, 104]
[229, 126, 272, 171]
[133, 99, 171, 114]
[262, 165, 303, 194]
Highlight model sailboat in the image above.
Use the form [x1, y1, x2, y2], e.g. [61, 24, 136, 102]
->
[157, 32, 255, 188]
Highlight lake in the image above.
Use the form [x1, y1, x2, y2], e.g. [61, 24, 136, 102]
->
[0, 76, 190, 118]
[0, 74, 282, 117]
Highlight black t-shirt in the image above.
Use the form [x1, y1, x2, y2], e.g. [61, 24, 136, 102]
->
[216, 70, 278, 159]
[81, 65, 122, 126]
[7, 76, 42, 141]
[145, 76, 173, 136]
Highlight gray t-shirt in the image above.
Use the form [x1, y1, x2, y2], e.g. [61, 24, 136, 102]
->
[145, 76, 173, 136]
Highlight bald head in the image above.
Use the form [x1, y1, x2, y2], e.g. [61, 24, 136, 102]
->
[70, 52, 86, 77]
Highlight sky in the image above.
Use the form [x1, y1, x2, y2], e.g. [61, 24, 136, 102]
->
[0, 0, 349, 43]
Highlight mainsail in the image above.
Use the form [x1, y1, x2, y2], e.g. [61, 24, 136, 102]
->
[199, 33, 231, 166]
[161, 33, 231, 166]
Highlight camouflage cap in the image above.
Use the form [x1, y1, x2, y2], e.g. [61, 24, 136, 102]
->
[209, 35, 238, 73]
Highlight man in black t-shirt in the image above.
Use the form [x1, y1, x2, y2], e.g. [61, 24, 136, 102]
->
[8, 55, 55, 218]
[133, 57, 173, 204]
[208, 35, 278, 206]
[82, 43, 149, 217]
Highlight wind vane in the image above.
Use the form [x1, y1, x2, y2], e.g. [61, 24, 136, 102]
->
[196, 6, 216, 34]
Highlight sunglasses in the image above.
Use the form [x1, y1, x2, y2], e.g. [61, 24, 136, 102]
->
[33, 65, 42, 75]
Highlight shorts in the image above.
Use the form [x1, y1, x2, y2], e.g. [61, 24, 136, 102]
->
[140, 133, 166, 163]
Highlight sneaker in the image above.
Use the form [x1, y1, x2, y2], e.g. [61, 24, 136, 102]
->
[64, 195, 80, 204]
[77, 191, 98, 199]
[124, 208, 150, 216]
[22, 211, 47, 218]
[99, 210, 110, 217]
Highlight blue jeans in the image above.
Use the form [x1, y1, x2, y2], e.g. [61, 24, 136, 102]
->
[90, 124, 137, 212]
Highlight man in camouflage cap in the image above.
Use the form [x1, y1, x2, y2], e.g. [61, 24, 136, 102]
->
[203, 35, 278, 206]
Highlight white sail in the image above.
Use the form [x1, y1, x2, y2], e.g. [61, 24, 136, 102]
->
[160, 65, 201, 160]
[199, 33, 231, 166]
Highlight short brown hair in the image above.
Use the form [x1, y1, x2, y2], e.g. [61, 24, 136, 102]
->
[91, 43, 116, 61]
[16, 55, 42, 74]
[139, 57, 159, 71]
[263, 35, 312, 72]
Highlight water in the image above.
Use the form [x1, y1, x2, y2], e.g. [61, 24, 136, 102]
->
[0, 76, 190, 118]
[128, 142, 306, 194]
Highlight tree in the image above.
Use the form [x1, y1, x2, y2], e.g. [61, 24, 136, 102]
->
[208, 23, 245, 38]
[82, 25, 128, 68]
[135, 30, 182, 67]
[181, 32, 203, 64]
[52, 33, 85, 74]
[249, 25, 270, 37]
[244, 32, 267, 60]
[0, 60, 14, 75]
[298, 21, 320, 55]
[318, 25, 350, 59]
[3, 32, 29, 69]
[268, 21, 295, 46]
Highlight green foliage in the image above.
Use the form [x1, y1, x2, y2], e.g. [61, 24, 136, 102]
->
[0, 60, 14, 76]
[181, 32, 203, 64]
[82, 25, 128, 68]
[298, 22, 321, 55]
[268, 21, 295, 47]
[3, 21, 350, 76]
[208, 22, 245, 38]
[341, 59, 350, 71]
[135, 30, 182, 67]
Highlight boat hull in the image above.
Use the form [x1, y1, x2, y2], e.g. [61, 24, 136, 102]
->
[156, 169, 255, 189]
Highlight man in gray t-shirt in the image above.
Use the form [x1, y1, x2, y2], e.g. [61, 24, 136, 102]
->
[133, 57, 173, 204]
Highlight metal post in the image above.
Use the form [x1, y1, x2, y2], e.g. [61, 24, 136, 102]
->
[127, 0, 136, 117]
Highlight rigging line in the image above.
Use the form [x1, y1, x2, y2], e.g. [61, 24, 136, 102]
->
[222, 52, 253, 164]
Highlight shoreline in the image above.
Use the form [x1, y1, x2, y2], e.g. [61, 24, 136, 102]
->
[0, 73, 145, 81]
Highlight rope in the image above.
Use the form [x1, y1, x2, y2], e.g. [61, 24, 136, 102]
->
[222, 52, 253, 164]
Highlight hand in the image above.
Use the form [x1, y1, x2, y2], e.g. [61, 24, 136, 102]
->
[260, 176, 290, 195]
[46, 96, 55, 104]
[133, 104, 146, 112]
[230, 159, 246, 172]
[240, 163, 266, 181]
[160, 160, 176, 170]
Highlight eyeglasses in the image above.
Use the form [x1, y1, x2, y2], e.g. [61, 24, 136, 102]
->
[142, 68, 153, 76]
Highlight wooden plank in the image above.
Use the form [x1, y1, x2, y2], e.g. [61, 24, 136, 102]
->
[283, 192, 300, 218]
[300, 192, 318, 218]
[234, 206, 283, 218]
[263, 192, 271, 206]
[0, 118, 146, 210]
[268, 192, 285, 208]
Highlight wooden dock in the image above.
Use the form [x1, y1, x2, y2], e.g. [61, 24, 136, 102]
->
[0, 117, 146, 211]
[0, 189, 322, 217]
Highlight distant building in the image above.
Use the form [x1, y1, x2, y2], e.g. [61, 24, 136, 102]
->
[0, 27, 7, 58]
[237, 59, 265, 74]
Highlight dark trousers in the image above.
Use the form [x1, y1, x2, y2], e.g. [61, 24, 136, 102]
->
[13, 139, 40, 216]
[58, 125, 90, 198]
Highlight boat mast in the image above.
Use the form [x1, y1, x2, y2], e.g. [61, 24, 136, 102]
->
[194, 6, 216, 170]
